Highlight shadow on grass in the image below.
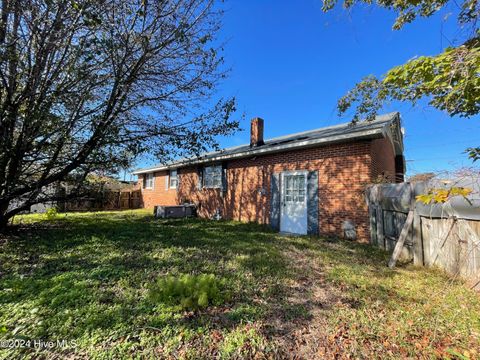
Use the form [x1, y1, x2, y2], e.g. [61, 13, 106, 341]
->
[1, 211, 468, 358]
[1, 215, 296, 339]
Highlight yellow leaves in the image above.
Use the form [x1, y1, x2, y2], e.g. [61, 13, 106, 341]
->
[416, 187, 473, 204]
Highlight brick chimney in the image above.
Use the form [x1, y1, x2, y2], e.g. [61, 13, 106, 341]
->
[250, 117, 264, 147]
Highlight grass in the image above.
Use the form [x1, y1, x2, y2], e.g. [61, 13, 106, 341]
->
[0, 209, 479, 359]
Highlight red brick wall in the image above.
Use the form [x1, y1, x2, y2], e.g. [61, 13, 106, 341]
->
[140, 171, 177, 208]
[139, 139, 392, 242]
[223, 141, 372, 240]
[370, 137, 396, 182]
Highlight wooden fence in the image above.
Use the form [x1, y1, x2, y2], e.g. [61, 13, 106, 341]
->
[60, 189, 142, 212]
[119, 190, 142, 209]
[366, 181, 480, 289]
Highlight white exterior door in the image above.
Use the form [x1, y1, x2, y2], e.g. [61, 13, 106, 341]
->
[280, 171, 308, 234]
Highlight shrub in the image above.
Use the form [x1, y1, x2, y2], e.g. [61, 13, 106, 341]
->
[148, 274, 230, 311]
[45, 207, 58, 220]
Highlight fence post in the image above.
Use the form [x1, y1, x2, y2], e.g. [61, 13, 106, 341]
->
[412, 211, 423, 265]
[411, 183, 424, 266]
[377, 205, 385, 249]
[369, 205, 378, 246]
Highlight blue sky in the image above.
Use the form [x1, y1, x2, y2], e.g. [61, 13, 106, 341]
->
[131, 0, 479, 179]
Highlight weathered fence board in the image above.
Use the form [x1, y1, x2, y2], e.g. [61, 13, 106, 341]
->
[388, 210, 414, 268]
[422, 218, 480, 279]
[366, 180, 480, 288]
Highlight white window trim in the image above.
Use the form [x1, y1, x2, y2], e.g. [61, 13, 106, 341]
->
[169, 169, 178, 189]
[203, 165, 223, 189]
[144, 173, 154, 189]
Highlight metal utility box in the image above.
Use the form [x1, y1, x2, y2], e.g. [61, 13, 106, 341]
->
[154, 204, 196, 219]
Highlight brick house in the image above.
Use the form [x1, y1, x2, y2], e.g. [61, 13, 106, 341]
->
[133, 112, 405, 241]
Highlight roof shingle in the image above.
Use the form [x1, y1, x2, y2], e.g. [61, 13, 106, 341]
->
[133, 112, 401, 174]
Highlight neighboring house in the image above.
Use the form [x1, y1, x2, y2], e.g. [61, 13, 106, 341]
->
[133, 112, 405, 241]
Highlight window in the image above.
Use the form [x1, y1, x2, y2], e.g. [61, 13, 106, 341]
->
[284, 174, 305, 202]
[203, 165, 222, 188]
[144, 173, 154, 189]
[169, 169, 178, 189]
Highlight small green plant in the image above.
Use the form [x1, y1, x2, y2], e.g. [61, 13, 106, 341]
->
[220, 325, 266, 359]
[148, 274, 230, 310]
[45, 207, 58, 220]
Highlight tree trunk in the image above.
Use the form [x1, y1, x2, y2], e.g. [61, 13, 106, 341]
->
[0, 201, 11, 231]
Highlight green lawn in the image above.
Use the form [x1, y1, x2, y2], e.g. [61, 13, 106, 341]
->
[0, 210, 479, 359]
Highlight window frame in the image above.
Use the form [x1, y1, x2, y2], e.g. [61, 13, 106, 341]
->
[169, 169, 178, 189]
[281, 171, 307, 205]
[144, 173, 154, 189]
[284, 173, 306, 203]
[202, 165, 223, 189]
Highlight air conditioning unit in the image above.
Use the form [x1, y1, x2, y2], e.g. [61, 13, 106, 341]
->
[154, 204, 196, 219]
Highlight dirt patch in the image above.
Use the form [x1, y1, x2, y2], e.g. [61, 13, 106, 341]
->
[260, 246, 350, 359]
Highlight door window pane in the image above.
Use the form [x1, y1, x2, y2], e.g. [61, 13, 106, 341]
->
[284, 174, 305, 203]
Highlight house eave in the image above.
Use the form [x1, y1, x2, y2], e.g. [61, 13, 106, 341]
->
[132, 128, 385, 175]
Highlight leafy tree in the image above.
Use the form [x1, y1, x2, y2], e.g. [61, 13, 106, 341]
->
[0, 0, 238, 229]
[322, 0, 479, 159]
